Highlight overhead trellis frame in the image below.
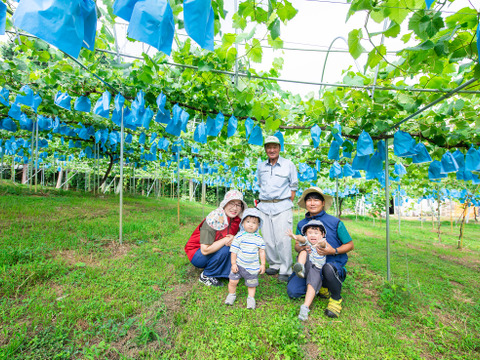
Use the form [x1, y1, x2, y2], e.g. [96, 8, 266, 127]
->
[5, 29, 480, 96]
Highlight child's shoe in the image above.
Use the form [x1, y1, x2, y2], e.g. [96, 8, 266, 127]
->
[324, 298, 342, 318]
[246, 296, 256, 309]
[317, 287, 331, 299]
[293, 262, 305, 278]
[225, 293, 236, 305]
[298, 305, 310, 321]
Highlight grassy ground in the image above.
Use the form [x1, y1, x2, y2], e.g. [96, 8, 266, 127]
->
[1, 181, 479, 359]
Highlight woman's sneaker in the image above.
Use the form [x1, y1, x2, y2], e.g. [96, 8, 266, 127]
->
[293, 262, 305, 278]
[199, 271, 223, 287]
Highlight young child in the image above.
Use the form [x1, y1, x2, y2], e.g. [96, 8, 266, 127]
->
[225, 208, 266, 309]
[287, 219, 327, 321]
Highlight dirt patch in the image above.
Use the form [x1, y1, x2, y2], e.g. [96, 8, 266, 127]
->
[51, 242, 132, 268]
[76, 319, 89, 332]
[162, 282, 193, 313]
[103, 241, 133, 259]
[452, 288, 474, 304]
[449, 280, 464, 287]
[302, 342, 321, 360]
[53, 249, 98, 268]
[432, 308, 466, 331]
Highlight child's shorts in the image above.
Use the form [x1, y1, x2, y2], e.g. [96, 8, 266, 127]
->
[305, 257, 323, 293]
[229, 265, 259, 287]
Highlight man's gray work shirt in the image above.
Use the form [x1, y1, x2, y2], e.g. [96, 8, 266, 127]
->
[256, 156, 298, 216]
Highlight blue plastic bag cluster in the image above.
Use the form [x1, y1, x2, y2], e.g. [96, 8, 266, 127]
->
[0, 2, 6, 36]
[127, 0, 175, 55]
[13, 0, 97, 58]
[114, 0, 212, 54]
[183, 0, 214, 51]
[311, 124, 321, 149]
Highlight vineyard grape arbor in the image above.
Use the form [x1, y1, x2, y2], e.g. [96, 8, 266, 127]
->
[0, 0, 479, 279]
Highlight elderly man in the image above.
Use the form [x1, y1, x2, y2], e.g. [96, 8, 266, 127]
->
[287, 187, 354, 318]
[256, 136, 298, 282]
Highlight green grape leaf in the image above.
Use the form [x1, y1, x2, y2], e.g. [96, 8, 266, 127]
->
[348, 29, 365, 59]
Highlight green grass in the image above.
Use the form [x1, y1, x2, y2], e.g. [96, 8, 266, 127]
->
[1, 181, 479, 359]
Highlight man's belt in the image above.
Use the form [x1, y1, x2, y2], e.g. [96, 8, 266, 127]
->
[259, 198, 290, 203]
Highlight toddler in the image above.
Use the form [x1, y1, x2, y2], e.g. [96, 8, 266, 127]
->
[225, 208, 266, 309]
[287, 219, 327, 320]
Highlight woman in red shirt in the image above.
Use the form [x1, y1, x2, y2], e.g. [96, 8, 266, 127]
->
[185, 190, 247, 286]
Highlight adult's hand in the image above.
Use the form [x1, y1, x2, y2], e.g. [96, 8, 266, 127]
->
[223, 234, 234, 246]
[315, 242, 336, 256]
[294, 243, 311, 254]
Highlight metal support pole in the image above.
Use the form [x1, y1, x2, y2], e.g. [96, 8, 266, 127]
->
[119, 107, 124, 244]
[397, 183, 401, 234]
[202, 163, 205, 218]
[64, 168, 68, 190]
[335, 176, 339, 218]
[156, 175, 159, 197]
[34, 119, 39, 192]
[387, 78, 478, 133]
[146, 180, 156, 197]
[25, 168, 43, 183]
[11, 157, 15, 182]
[355, 194, 358, 221]
[450, 197, 453, 232]
[59, 171, 78, 188]
[133, 166, 136, 195]
[234, 0, 239, 87]
[177, 152, 180, 224]
[103, 177, 116, 194]
[384, 138, 391, 282]
[420, 200, 423, 228]
[432, 199, 435, 230]
[320, 36, 364, 94]
[29, 124, 35, 188]
[373, 188, 375, 227]
[93, 145, 96, 195]
[96, 143, 100, 193]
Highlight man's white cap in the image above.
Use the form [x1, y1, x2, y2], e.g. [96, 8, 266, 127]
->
[264, 135, 280, 146]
